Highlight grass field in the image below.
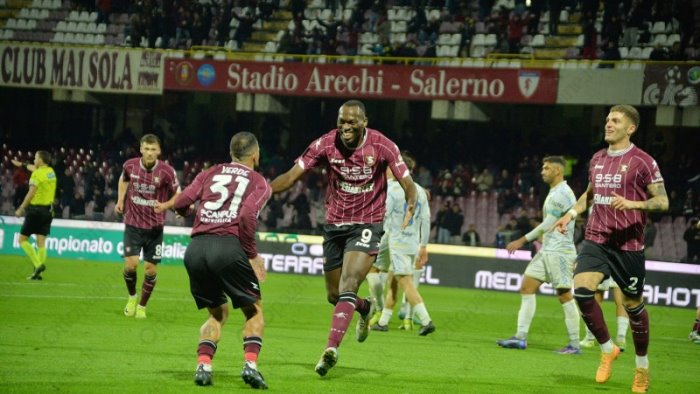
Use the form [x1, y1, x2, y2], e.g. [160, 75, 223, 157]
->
[0, 255, 697, 393]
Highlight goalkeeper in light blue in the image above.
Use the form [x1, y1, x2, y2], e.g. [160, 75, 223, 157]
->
[497, 156, 581, 353]
[366, 151, 435, 336]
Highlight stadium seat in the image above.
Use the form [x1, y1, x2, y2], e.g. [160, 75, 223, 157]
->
[628, 46, 643, 59]
[651, 21, 665, 34]
[484, 34, 497, 46]
[68, 10, 79, 21]
[19, 8, 30, 19]
[472, 34, 485, 46]
[641, 47, 653, 59]
[96, 23, 107, 34]
[652, 33, 667, 47]
[666, 33, 680, 46]
[6, 19, 17, 29]
[28, 9, 40, 19]
[619, 46, 629, 59]
[531, 34, 545, 47]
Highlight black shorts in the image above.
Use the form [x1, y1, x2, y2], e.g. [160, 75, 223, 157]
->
[575, 240, 646, 298]
[20, 205, 53, 237]
[184, 235, 260, 309]
[322, 223, 384, 273]
[123, 224, 164, 263]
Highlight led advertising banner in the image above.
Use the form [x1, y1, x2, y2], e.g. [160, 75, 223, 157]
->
[2, 217, 697, 308]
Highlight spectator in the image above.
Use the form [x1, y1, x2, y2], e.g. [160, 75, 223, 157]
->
[462, 223, 482, 246]
[669, 42, 688, 61]
[70, 192, 86, 219]
[435, 201, 452, 243]
[233, 10, 260, 50]
[12, 164, 29, 208]
[599, 40, 621, 68]
[684, 217, 700, 263]
[475, 168, 494, 192]
[445, 203, 465, 244]
[649, 43, 669, 61]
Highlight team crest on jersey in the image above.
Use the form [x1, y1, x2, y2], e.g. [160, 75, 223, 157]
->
[619, 164, 629, 173]
[153, 176, 160, 185]
[364, 155, 376, 166]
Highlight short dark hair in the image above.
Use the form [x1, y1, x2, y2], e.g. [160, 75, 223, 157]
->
[401, 150, 416, 172]
[140, 133, 161, 146]
[36, 150, 51, 166]
[230, 131, 258, 160]
[610, 104, 640, 129]
[543, 155, 566, 167]
[341, 100, 366, 117]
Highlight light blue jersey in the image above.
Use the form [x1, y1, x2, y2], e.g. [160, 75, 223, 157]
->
[382, 180, 430, 255]
[534, 181, 577, 254]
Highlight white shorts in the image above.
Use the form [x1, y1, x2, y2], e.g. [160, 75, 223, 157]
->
[524, 251, 575, 289]
[373, 245, 415, 276]
[597, 277, 620, 291]
[373, 234, 390, 272]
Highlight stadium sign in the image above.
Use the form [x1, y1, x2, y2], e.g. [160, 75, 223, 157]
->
[642, 64, 699, 107]
[163, 59, 558, 103]
[0, 43, 164, 94]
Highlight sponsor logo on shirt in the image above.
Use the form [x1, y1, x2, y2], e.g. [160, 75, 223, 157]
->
[593, 194, 613, 205]
[338, 181, 374, 194]
[594, 173, 622, 189]
[330, 158, 345, 164]
[131, 196, 157, 206]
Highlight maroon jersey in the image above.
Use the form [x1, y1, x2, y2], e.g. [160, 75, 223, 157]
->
[175, 162, 271, 259]
[297, 128, 409, 225]
[585, 144, 664, 251]
[121, 158, 180, 229]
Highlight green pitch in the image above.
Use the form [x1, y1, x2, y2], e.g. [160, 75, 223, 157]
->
[0, 256, 697, 393]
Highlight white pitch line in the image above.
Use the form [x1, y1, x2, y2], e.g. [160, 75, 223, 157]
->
[0, 294, 190, 302]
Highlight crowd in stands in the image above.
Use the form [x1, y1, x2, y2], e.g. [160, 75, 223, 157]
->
[2, 0, 698, 60]
[2, 139, 698, 263]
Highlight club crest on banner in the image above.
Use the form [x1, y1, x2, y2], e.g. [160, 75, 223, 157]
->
[518, 71, 540, 98]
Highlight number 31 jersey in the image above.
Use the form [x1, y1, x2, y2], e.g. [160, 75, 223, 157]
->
[175, 162, 271, 258]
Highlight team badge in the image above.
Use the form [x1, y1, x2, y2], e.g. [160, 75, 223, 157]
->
[154, 176, 160, 185]
[364, 155, 376, 166]
[518, 71, 540, 98]
[173, 61, 195, 86]
[619, 164, 629, 173]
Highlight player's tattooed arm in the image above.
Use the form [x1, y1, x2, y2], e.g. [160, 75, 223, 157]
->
[642, 182, 669, 212]
[611, 182, 669, 212]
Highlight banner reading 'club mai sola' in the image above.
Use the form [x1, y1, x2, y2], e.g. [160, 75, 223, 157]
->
[164, 58, 558, 103]
[0, 43, 163, 94]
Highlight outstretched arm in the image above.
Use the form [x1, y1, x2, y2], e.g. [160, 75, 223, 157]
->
[553, 183, 593, 234]
[270, 163, 306, 193]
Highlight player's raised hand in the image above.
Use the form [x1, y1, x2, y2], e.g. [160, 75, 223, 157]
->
[610, 192, 636, 210]
[250, 255, 267, 283]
